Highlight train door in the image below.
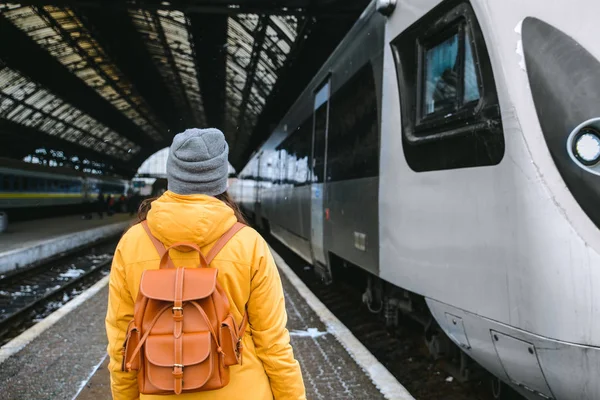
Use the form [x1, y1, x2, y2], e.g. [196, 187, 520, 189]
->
[310, 79, 330, 267]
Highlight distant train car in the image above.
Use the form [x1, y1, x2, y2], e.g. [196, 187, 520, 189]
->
[0, 157, 129, 220]
[231, 0, 600, 398]
[0, 157, 85, 209]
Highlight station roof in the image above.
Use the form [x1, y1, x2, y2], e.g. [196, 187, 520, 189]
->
[0, 0, 368, 177]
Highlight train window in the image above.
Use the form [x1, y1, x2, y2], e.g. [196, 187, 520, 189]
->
[391, 0, 504, 172]
[5, 175, 14, 191]
[276, 116, 312, 186]
[463, 31, 480, 103]
[274, 150, 282, 185]
[3, 175, 11, 191]
[294, 118, 312, 185]
[423, 31, 460, 116]
[327, 62, 380, 182]
[420, 25, 482, 121]
[280, 151, 287, 185]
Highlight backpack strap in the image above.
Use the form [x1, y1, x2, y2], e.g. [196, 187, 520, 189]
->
[141, 220, 176, 269]
[238, 312, 248, 338]
[206, 222, 246, 264]
[206, 222, 249, 346]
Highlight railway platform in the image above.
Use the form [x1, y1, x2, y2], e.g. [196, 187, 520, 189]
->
[0, 214, 133, 276]
[0, 246, 414, 400]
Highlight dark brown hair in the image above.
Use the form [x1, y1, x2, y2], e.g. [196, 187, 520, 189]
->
[135, 192, 247, 225]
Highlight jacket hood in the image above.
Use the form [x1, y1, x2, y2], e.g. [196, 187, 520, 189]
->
[146, 191, 237, 247]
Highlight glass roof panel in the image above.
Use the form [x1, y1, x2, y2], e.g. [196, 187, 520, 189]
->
[3, 5, 164, 142]
[129, 9, 205, 127]
[0, 63, 140, 160]
[270, 15, 297, 43]
[224, 14, 300, 134]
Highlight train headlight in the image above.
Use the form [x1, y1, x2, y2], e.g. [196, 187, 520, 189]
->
[567, 119, 600, 175]
[574, 129, 600, 165]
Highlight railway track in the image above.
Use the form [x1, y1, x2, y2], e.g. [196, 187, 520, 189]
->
[265, 233, 523, 400]
[0, 239, 118, 346]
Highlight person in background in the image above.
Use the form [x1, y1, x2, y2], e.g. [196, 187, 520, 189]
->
[119, 194, 126, 213]
[96, 192, 105, 219]
[106, 128, 306, 400]
[107, 194, 115, 216]
[127, 192, 140, 217]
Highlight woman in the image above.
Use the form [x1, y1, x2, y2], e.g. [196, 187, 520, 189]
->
[106, 128, 306, 400]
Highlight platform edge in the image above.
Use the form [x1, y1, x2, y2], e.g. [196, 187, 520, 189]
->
[0, 220, 130, 275]
[270, 247, 415, 400]
[70, 353, 108, 400]
[0, 274, 110, 365]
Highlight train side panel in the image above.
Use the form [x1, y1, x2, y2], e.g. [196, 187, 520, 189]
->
[236, 4, 386, 277]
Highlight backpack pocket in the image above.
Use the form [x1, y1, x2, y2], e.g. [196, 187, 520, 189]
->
[220, 315, 241, 367]
[144, 332, 213, 391]
[122, 321, 140, 371]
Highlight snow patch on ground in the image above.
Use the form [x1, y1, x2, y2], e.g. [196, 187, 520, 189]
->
[59, 269, 86, 279]
[87, 254, 112, 264]
[19, 285, 37, 293]
[290, 328, 328, 338]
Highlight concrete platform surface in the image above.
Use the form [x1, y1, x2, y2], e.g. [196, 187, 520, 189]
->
[0, 283, 109, 400]
[0, 251, 409, 400]
[0, 214, 132, 275]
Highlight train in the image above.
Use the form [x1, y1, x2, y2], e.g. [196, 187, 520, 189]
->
[0, 157, 129, 221]
[230, 0, 600, 399]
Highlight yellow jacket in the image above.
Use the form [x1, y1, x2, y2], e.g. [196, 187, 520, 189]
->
[106, 191, 306, 400]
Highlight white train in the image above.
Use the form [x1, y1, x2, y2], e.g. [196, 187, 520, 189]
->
[230, 0, 600, 398]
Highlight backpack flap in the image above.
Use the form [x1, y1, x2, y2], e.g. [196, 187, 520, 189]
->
[145, 332, 213, 391]
[140, 268, 218, 301]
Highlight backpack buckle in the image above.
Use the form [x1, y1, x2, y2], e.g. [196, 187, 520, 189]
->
[172, 307, 184, 315]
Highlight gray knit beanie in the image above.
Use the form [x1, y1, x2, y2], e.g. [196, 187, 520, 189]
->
[166, 128, 229, 196]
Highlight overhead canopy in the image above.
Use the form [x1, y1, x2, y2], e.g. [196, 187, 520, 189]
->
[0, 0, 369, 177]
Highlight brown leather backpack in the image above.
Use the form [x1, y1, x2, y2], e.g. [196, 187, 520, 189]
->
[121, 221, 247, 395]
